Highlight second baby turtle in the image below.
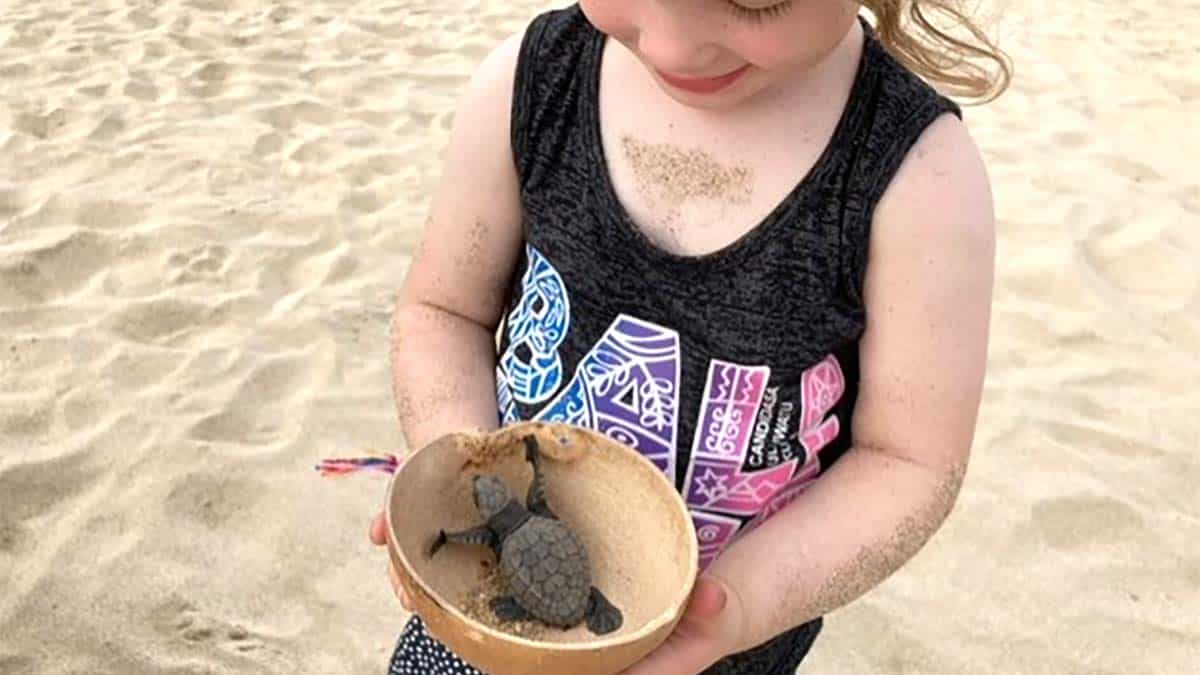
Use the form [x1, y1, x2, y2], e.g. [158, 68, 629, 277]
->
[430, 435, 623, 635]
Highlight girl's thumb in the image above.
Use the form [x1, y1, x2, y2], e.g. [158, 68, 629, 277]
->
[687, 575, 728, 619]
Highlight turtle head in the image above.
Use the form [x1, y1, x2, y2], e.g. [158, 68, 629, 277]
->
[471, 474, 512, 519]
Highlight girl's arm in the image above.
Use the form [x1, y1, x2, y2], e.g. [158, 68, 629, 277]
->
[706, 113, 997, 655]
[389, 34, 526, 451]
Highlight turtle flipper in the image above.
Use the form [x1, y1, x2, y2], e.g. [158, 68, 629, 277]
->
[429, 530, 448, 557]
[490, 596, 532, 622]
[430, 525, 496, 557]
[585, 587, 623, 635]
[522, 436, 557, 520]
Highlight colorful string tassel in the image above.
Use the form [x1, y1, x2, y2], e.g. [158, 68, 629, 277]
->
[314, 453, 400, 477]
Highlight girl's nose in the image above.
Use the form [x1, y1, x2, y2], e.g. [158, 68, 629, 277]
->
[633, 2, 722, 76]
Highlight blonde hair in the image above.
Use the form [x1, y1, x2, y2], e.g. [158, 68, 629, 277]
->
[861, 0, 1013, 103]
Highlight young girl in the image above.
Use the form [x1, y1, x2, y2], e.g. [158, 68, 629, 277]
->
[368, 1, 1009, 672]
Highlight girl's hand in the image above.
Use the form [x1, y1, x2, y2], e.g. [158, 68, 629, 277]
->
[618, 575, 742, 675]
[369, 510, 413, 611]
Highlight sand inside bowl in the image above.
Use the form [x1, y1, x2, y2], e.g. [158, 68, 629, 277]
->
[463, 423, 591, 470]
[459, 560, 548, 641]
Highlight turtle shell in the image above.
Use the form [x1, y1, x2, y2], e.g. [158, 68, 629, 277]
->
[499, 516, 592, 627]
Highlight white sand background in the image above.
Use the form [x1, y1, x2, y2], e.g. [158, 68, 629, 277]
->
[0, 1, 1196, 673]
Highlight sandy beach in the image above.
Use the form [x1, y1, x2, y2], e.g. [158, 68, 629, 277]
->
[1, 1, 1196, 673]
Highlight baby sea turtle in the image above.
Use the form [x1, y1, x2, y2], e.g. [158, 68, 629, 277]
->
[430, 435, 623, 635]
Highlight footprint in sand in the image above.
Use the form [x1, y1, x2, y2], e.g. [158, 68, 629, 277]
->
[1031, 494, 1145, 550]
[151, 597, 279, 660]
[167, 244, 231, 284]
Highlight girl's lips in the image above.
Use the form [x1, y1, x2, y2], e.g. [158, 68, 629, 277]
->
[655, 64, 751, 94]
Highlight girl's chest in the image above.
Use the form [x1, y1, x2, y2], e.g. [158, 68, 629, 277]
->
[595, 71, 839, 259]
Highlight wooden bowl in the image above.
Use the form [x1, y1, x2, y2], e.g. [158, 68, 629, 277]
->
[385, 420, 698, 675]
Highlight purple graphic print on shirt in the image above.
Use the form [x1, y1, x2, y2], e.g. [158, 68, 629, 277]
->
[497, 250, 847, 570]
[533, 314, 680, 478]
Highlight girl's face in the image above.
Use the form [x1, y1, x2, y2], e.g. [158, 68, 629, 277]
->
[580, 0, 861, 110]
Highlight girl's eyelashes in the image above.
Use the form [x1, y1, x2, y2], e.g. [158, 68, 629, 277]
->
[724, 0, 794, 24]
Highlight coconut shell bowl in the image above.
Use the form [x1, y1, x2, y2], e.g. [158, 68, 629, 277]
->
[385, 421, 699, 675]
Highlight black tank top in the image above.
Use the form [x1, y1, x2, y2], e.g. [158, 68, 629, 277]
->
[494, 5, 959, 671]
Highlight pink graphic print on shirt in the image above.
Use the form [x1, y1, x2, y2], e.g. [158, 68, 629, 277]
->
[682, 361, 796, 568]
[742, 356, 846, 538]
[528, 323, 847, 568]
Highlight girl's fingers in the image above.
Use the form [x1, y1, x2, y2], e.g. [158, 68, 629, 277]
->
[388, 561, 413, 610]
[369, 510, 388, 546]
[373, 510, 411, 609]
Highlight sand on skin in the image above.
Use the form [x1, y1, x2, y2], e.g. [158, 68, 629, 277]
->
[0, 1, 1197, 673]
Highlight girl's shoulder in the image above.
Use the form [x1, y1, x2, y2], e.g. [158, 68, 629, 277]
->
[453, 6, 595, 166]
[449, 5, 590, 116]
[835, 20, 992, 303]
[857, 22, 990, 233]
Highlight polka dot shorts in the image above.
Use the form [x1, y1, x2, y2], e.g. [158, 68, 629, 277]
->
[388, 612, 824, 674]
[388, 615, 486, 675]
